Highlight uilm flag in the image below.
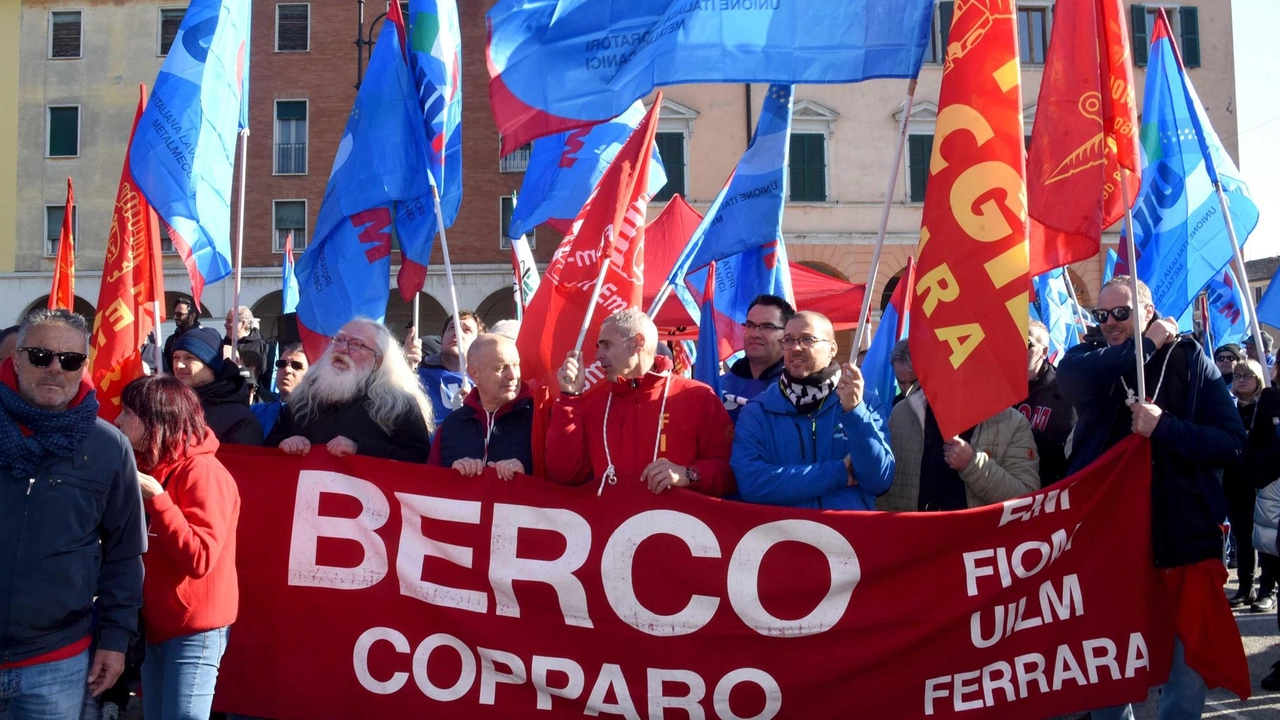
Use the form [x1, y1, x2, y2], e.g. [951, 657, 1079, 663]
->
[49, 178, 75, 310]
[1026, 0, 1140, 275]
[909, 3, 1029, 438]
[515, 97, 661, 394]
[88, 85, 165, 422]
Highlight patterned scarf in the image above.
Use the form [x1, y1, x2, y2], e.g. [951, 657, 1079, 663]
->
[0, 381, 100, 479]
[779, 363, 840, 415]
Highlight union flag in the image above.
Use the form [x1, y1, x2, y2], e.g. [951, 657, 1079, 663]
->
[48, 178, 75, 311]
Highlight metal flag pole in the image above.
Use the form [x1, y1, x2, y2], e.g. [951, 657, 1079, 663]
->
[1118, 167, 1146, 398]
[1217, 182, 1271, 388]
[230, 127, 249, 365]
[851, 78, 917, 363]
[432, 183, 469, 391]
[152, 300, 164, 373]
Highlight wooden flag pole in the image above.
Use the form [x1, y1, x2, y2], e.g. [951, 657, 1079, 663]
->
[852, 79, 917, 363]
[1217, 182, 1271, 388]
[1118, 167, 1146, 399]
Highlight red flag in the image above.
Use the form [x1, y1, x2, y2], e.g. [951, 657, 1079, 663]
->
[643, 195, 702, 330]
[909, 3, 1029, 438]
[515, 97, 662, 394]
[88, 85, 165, 421]
[1026, 0, 1140, 275]
[48, 178, 75, 310]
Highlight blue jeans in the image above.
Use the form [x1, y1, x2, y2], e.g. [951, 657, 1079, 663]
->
[1091, 637, 1207, 720]
[0, 650, 89, 720]
[141, 627, 229, 720]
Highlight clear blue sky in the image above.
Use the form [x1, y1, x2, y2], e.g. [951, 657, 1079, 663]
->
[1234, 0, 1279, 261]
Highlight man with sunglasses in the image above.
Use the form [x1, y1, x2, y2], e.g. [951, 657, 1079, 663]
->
[1214, 343, 1242, 392]
[1059, 277, 1245, 720]
[731, 310, 894, 510]
[251, 344, 309, 438]
[721, 294, 794, 422]
[0, 309, 145, 715]
[161, 296, 201, 373]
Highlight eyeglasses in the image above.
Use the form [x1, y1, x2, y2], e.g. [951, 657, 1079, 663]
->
[276, 359, 306, 371]
[1234, 372, 1258, 381]
[1091, 306, 1132, 324]
[741, 321, 785, 333]
[19, 347, 87, 372]
[780, 335, 833, 350]
[332, 334, 379, 357]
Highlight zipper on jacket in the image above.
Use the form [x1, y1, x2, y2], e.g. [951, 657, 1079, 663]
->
[794, 422, 807, 460]
[811, 419, 819, 460]
[25, 478, 34, 495]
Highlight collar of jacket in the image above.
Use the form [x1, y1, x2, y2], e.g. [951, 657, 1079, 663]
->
[729, 355, 785, 381]
[148, 427, 220, 479]
[1031, 362, 1057, 392]
[462, 382, 533, 419]
[609, 355, 675, 399]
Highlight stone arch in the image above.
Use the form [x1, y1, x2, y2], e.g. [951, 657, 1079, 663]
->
[797, 260, 849, 282]
[476, 288, 518, 329]
[249, 291, 289, 340]
[164, 291, 213, 318]
[878, 268, 908, 314]
[387, 293, 448, 342]
[20, 295, 97, 328]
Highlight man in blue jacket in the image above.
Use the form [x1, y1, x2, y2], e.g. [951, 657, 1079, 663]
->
[731, 310, 894, 510]
[1059, 277, 1245, 720]
[0, 309, 145, 715]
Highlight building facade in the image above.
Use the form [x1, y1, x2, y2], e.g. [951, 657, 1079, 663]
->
[0, 0, 1254, 346]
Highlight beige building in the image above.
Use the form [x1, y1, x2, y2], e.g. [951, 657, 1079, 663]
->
[0, 0, 20, 274]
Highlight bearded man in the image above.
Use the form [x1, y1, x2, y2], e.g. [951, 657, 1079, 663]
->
[268, 319, 433, 463]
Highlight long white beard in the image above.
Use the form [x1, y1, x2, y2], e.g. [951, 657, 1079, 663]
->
[305, 358, 371, 406]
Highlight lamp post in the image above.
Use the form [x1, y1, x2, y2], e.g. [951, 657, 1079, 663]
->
[354, 0, 391, 90]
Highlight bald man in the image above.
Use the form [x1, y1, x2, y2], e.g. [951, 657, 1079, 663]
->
[429, 333, 534, 481]
[731, 310, 895, 509]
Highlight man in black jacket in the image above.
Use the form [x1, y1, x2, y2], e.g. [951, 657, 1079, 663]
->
[0, 309, 145, 712]
[161, 296, 200, 373]
[1016, 320, 1076, 486]
[429, 333, 533, 479]
[1059, 277, 1245, 720]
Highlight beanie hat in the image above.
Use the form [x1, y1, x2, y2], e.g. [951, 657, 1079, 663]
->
[173, 326, 225, 374]
[1214, 344, 1242, 361]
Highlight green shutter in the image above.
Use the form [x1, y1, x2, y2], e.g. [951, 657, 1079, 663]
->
[788, 134, 826, 202]
[938, 2, 955, 53]
[654, 132, 685, 201]
[276, 101, 307, 121]
[908, 135, 933, 204]
[1131, 5, 1148, 67]
[1180, 7, 1200, 69]
[47, 107, 78, 157]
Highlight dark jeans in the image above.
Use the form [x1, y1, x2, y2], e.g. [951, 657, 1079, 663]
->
[1227, 483, 1277, 592]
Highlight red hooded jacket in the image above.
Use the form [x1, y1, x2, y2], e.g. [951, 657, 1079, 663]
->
[545, 356, 735, 496]
[142, 428, 240, 644]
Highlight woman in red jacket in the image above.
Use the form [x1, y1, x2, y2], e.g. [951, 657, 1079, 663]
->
[115, 375, 240, 720]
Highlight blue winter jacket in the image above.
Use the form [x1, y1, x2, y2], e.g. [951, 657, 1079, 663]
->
[731, 382, 895, 510]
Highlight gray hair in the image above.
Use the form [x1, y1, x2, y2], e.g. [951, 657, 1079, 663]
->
[489, 319, 520, 340]
[18, 308, 90, 350]
[602, 308, 657, 349]
[1100, 276, 1152, 308]
[890, 338, 911, 369]
[1028, 319, 1050, 345]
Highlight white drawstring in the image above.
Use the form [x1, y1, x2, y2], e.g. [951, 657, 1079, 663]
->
[597, 374, 672, 497]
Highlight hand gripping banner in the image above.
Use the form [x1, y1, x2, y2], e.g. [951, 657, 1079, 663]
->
[215, 438, 1191, 719]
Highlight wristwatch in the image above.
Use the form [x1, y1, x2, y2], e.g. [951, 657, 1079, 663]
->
[686, 466, 701, 484]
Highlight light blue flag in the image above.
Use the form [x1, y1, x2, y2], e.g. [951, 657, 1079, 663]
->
[675, 241, 790, 365]
[1031, 268, 1080, 364]
[1181, 266, 1249, 349]
[295, 15, 432, 344]
[862, 259, 912, 439]
[281, 234, 299, 315]
[130, 0, 251, 303]
[693, 264, 722, 398]
[510, 101, 666, 238]
[1103, 248, 1118, 284]
[1256, 266, 1280, 333]
[1130, 15, 1260, 324]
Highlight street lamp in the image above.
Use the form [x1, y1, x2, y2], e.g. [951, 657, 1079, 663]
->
[354, 0, 390, 90]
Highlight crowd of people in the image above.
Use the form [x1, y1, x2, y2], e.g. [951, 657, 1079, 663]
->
[1, 275, 1279, 719]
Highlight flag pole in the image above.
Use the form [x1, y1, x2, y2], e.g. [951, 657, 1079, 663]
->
[1118, 168, 1146, 397]
[152, 300, 164, 373]
[1061, 268, 1088, 343]
[574, 251, 613, 356]
[1216, 182, 1271, 388]
[432, 183, 469, 391]
[230, 127, 249, 365]
[851, 79, 916, 363]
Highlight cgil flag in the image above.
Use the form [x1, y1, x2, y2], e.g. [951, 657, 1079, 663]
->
[486, 0, 934, 151]
[861, 257, 915, 437]
[394, 0, 464, 299]
[294, 8, 433, 359]
[49, 177, 75, 311]
[510, 100, 667, 239]
[908, 0, 1030, 438]
[515, 98, 662, 395]
[130, 0, 250, 306]
[1129, 11, 1259, 323]
[89, 85, 166, 422]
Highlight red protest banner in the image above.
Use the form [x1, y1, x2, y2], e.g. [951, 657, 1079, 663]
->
[212, 437, 1215, 719]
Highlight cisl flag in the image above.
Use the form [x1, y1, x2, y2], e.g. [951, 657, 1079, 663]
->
[88, 85, 165, 421]
[909, 4, 1030, 438]
[515, 97, 661, 394]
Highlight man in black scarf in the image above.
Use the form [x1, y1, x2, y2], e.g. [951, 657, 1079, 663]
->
[0, 309, 145, 713]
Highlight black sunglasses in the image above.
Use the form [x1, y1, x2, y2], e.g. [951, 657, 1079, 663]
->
[1091, 306, 1132, 324]
[1215, 354, 1240, 363]
[19, 347, 87, 372]
[275, 359, 305, 371]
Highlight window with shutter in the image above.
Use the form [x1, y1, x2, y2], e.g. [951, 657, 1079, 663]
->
[908, 135, 934, 204]
[500, 196, 537, 249]
[788, 134, 827, 202]
[49, 11, 81, 59]
[47, 107, 79, 157]
[1017, 7, 1051, 64]
[274, 101, 308, 175]
[653, 132, 686, 202]
[159, 8, 186, 56]
[1180, 7, 1200, 68]
[276, 4, 310, 53]
[273, 200, 308, 251]
[45, 206, 76, 257]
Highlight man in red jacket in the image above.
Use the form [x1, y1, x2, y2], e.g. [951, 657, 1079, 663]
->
[547, 308, 734, 497]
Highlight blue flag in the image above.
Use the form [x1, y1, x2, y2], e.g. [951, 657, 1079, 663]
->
[130, 0, 251, 305]
[395, 0, 464, 298]
[1031, 268, 1081, 364]
[487, 0, 934, 150]
[693, 263, 722, 398]
[1183, 266, 1249, 349]
[678, 242, 791, 365]
[295, 16, 432, 344]
[281, 232, 299, 315]
[862, 258, 914, 438]
[1130, 14, 1260, 324]
[1103, 248, 1118, 284]
[1256, 266, 1280, 334]
[510, 101, 667, 239]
